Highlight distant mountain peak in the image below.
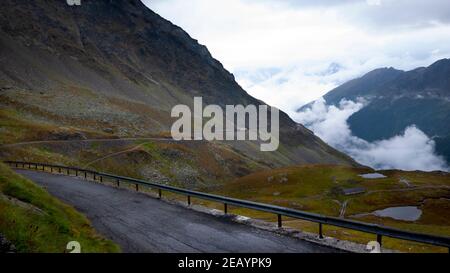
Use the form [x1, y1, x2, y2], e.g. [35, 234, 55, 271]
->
[297, 58, 450, 165]
[305, 59, 450, 108]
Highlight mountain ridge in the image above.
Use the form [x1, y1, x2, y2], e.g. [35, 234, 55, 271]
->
[298, 58, 450, 165]
[0, 0, 358, 174]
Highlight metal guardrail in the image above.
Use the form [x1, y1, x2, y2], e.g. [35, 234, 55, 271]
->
[5, 160, 450, 252]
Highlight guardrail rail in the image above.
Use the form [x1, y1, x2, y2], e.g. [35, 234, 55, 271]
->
[5, 160, 450, 252]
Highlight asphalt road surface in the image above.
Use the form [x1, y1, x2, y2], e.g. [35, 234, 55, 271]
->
[16, 170, 339, 253]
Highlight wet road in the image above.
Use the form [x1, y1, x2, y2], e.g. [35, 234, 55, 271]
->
[17, 170, 339, 253]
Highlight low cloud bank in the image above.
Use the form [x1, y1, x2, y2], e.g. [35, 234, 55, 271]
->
[294, 98, 449, 171]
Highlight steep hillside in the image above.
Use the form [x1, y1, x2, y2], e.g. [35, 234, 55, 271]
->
[0, 0, 356, 169]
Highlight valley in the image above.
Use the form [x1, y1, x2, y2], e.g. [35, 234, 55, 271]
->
[212, 165, 450, 253]
[0, 0, 449, 254]
[2, 125, 449, 252]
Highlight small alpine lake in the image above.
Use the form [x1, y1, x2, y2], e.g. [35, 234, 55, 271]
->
[358, 173, 387, 179]
[373, 206, 422, 221]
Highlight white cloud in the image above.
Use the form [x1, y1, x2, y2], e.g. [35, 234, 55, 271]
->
[144, 0, 450, 113]
[143, 0, 450, 171]
[295, 99, 449, 171]
[366, 0, 381, 6]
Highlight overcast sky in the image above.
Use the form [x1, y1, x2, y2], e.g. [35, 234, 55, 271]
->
[144, 0, 450, 116]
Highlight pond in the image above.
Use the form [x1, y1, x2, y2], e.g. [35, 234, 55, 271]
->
[373, 206, 422, 221]
[358, 173, 387, 179]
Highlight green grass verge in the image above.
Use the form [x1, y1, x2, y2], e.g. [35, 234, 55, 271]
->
[0, 163, 120, 253]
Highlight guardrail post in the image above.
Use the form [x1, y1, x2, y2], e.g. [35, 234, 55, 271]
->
[135, 184, 139, 191]
[35, 164, 38, 170]
[75, 170, 78, 176]
[93, 173, 96, 181]
[277, 214, 282, 228]
[377, 234, 382, 247]
[319, 223, 324, 239]
[58, 167, 61, 173]
[66, 169, 69, 175]
[84, 171, 87, 179]
[116, 179, 120, 187]
[224, 203, 228, 214]
[158, 189, 162, 199]
[187, 196, 191, 206]
[100, 176, 103, 182]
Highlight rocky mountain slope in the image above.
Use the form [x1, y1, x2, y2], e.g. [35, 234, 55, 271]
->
[0, 0, 357, 171]
[299, 59, 450, 164]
